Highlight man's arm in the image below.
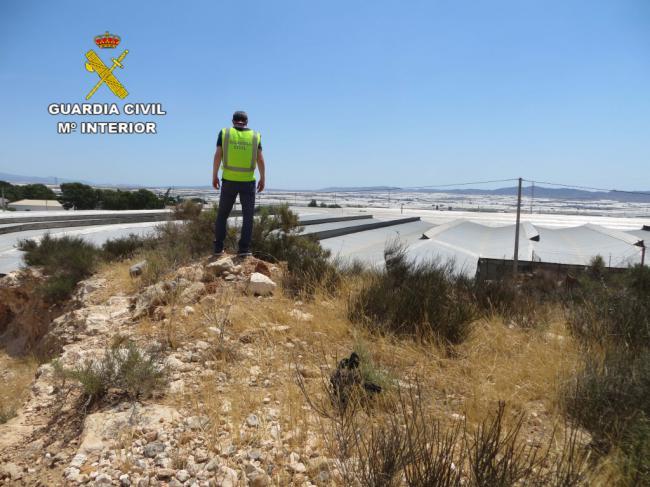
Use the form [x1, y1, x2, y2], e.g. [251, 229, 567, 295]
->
[257, 149, 265, 193]
[212, 146, 222, 190]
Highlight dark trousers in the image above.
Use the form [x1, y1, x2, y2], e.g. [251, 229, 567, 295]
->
[214, 179, 256, 254]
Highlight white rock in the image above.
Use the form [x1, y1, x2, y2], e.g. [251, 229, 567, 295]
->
[247, 273, 277, 296]
[70, 453, 87, 468]
[182, 305, 195, 316]
[175, 470, 190, 482]
[129, 261, 147, 277]
[64, 466, 80, 480]
[177, 265, 204, 282]
[289, 309, 313, 321]
[220, 466, 238, 486]
[206, 257, 235, 276]
[166, 356, 193, 372]
[180, 282, 206, 304]
[288, 461, 306, 473]
[119, 473, 131, 486]
[185, 415, 210, 430]
[169, 380, 185, 394]
[133, 281, 175, 318]
[94, 473, 113, 486]
[77, 405, 179, 455]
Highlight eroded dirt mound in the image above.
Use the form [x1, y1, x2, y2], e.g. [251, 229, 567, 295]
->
[0, 271, 61, 357]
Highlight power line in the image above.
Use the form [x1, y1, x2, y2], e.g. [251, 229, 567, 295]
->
[523, 179, 650, 197]
[406, 178, 519, 189]
[327, 178, 519, 193]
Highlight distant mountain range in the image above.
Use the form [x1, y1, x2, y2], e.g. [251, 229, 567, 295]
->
[319, 186, 402, 192]
[317, 185, 650, 203]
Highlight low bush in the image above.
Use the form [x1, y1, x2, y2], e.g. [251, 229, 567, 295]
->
[173, 200, 203, 220]
[302, 376, 589, 487]
[567, 264, 650, 350]
[563, 347, 650, 483]
[353, 341, 394, 393]
[18, 234, 100, 301]
[102, 234, 152, 261]
[470, 275, 555, 329]
[55, 340, 165, 405]
[348, 241, 475, 345]
[134, 209, 216, 284]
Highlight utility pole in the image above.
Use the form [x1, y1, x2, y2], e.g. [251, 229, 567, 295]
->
[642, 245, 646, 267]
[513, 177, 523, 276]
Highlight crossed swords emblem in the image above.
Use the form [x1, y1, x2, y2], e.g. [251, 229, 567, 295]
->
[84, 49, 129, 100]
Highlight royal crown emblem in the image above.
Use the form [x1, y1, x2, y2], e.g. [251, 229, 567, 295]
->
[94, 31, 121, 49]
[85, 32, 128, 99]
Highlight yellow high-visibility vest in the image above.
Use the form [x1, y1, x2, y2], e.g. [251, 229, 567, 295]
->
[221, 127, 260, 182]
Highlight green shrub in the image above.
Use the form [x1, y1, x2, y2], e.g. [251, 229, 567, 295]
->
[55, 340, 165, 404]
[173, 200, 203, 220]
[312, 381, 589, 487]
[348, 241, 475, 345]
[353, 340, 394, 392]
[470, 276, 555, 329]
[136, 209, 216, 282]
[102, 234, 153, 261]
[308, 199, 318, 207]
[564, 347, 650, 483]
[568, 265, 650, 350]
[19, 234, 100, 302]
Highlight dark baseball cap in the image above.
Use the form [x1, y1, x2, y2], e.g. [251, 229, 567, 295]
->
[232, 111, 248, 125]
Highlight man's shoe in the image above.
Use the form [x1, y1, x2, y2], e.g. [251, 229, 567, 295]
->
[237, 251, 253, 258]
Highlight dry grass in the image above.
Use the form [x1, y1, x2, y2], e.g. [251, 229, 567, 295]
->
[92, 258, 141, 303]
[154, 279, 588, 475]
[0, 352, 38, 423]
[111, 253, 611, 484]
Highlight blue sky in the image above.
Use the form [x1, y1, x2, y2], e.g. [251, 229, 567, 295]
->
[0, 0, 649, 190]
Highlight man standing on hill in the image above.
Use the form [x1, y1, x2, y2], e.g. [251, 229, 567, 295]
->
[212, 111, 266, 257]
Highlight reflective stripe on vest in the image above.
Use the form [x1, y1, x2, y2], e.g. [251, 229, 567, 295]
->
[222, 128, 259, 173]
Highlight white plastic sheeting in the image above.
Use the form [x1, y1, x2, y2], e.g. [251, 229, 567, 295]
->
[322, 218, 648, 276]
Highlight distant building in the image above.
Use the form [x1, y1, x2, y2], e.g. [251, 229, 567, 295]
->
[7, 199, 63, 211]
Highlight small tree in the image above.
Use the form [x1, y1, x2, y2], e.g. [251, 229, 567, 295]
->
[20, 183, 57, 200]
[308, 199, 318, 207]
[59, 182, 99, 210]
[0, 181, 22, 202]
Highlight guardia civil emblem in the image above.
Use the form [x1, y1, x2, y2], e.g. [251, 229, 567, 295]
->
[84, 31, 129, 100]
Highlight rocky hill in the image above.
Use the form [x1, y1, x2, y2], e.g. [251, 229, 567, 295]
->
[0, 244, 647, 486]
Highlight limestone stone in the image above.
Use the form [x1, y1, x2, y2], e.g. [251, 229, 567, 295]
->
[206, 257, 235, 277]
[247, 273, 277, 296]
[180, 282, 206, 304]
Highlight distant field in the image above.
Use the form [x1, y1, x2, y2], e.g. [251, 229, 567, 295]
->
[166, 188, 650, 219]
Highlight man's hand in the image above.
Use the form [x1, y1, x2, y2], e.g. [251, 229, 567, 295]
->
[257, 178, 265, 193]
[212, 178, 220, 190]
